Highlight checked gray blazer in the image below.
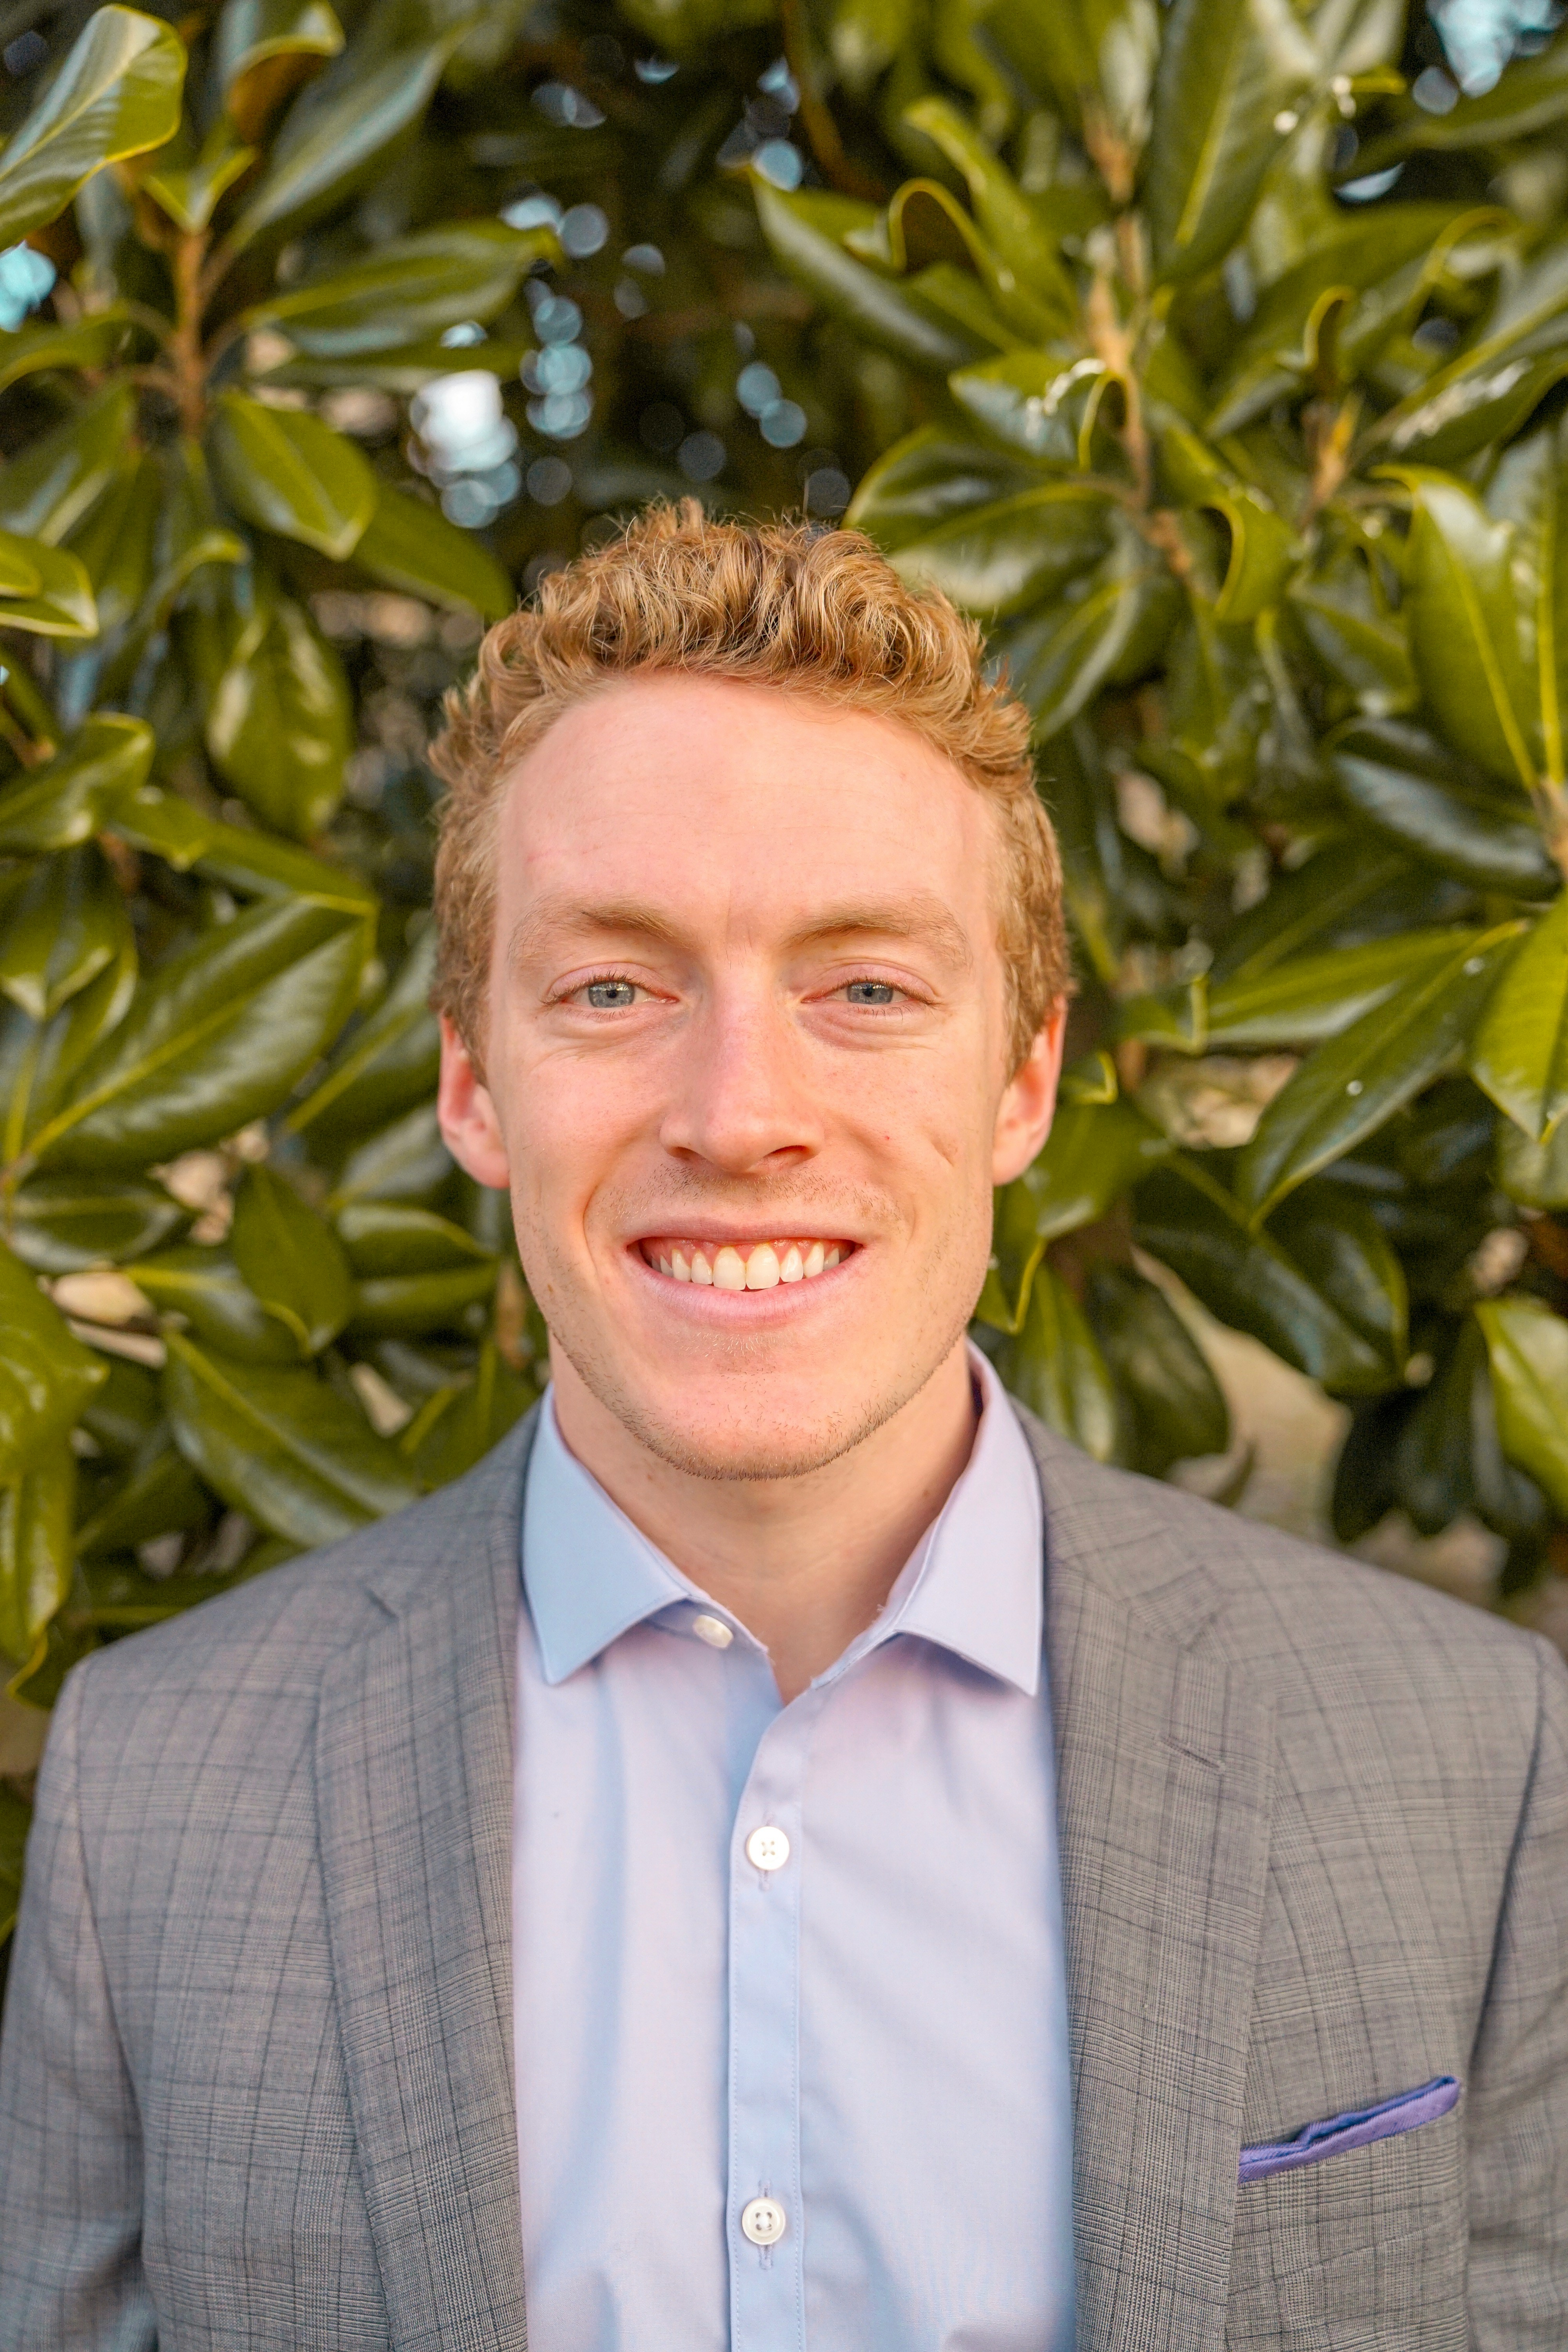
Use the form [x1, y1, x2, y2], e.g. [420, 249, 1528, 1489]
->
[2, 1403, 1566, 2349]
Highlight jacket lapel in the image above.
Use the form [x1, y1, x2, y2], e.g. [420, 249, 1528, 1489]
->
[315, 1416, 537, 2352]
[1025, 1418, 1276, 2352]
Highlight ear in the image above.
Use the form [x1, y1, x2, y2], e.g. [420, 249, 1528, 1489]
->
[991, 1001, 1068, 1186]
[437, 1015, 511, 1189]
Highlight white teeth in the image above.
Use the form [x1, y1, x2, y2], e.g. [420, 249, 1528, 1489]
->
[647, 1238, 848, 1285]
[744, 1243, 780, 1290]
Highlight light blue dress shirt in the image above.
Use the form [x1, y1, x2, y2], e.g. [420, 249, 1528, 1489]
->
[512, 1352, 1075, 2352]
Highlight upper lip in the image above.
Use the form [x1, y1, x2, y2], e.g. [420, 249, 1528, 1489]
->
[629, 1224, 860, 1247]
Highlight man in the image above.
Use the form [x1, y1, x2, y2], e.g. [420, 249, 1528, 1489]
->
[0, 504, 1564, 2350]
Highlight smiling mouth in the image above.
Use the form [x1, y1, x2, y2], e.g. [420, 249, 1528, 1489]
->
[637, 1238, 855, 1290]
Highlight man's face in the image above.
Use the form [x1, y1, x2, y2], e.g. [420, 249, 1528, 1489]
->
[438, 673, 1063, 1480]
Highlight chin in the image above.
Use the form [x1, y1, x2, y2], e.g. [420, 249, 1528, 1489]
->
[568, 1343, 924, 1484]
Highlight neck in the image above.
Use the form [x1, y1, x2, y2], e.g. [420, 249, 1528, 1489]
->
[548, 1343, 980, 1702]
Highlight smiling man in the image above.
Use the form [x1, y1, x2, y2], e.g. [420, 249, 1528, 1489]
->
[2, 505, 1566, 2352]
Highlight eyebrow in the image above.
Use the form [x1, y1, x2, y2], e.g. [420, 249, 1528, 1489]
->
[508, 890, 975, 974]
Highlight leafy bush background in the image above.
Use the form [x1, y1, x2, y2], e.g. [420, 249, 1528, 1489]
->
[2, 0, 1568, 1988]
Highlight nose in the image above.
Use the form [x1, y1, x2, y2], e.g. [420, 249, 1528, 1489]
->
[658, 986, 822, 1176]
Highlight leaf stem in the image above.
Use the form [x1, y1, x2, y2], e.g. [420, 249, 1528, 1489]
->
[170, 230, 211, 436]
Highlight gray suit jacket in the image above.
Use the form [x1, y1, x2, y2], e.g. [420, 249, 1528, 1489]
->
[2, 1405, 1565, 2349]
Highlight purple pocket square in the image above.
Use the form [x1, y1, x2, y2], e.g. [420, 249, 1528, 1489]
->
[1238, 2075, 1461, 2184]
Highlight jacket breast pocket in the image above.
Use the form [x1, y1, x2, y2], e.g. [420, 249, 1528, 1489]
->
[1225, 2092, 1467, 2352]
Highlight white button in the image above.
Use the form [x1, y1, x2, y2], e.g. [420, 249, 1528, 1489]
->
[740, 2195, 787, 2247]
[692, 1613, 733, 1649]
[745, 1825, 790, 1872]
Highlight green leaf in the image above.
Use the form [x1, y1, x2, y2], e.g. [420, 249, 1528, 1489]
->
[1287, 535, 1417, 717]
[1383, 467, 1536, 793]
[0, 382, 135, 545]
[1135, 1157, 1389, 1392]
[0, 6, 184, 249]
[288, 923, 439, 1141]
[1375, 36, 1568, 152]
[353, 483, 512, 620]
[0, 1780, 31, 1940]
[328, 1100, 452, 1208]
[1234, 922, 1523, 1220]
[208, 392, 376, 561]
[1084, 1262, 1229, 1473]
[142, 118, 257, 234]
[977, 1096, 1171, 1331]
[256, 332, 530, 395]
[225, 28, 463, 254]
[846, 428, 1042, 547]
[1205, 207, 1466, 434]
[1330, 718, 1558, 897]
[334, 1205, 495, 1338]
[998, 523, 1180, 735]
[1143, 0, 1317, 284]
[408, 1340, 537, 1488]
[0, 528, 95, 638]
[1489, 414, 1568, 796]
[74, 1430, 209, 1558]
[0, 1238, 105, 1477]
[335, 1200, 492, 1275]
[29, 892, 370, 1174]
[215, 0, 344, 143]
[247, 220, 554, 357]
[104, 781, 374, 910]
[0, 1437, 74, 1669]
[203, 585, 352, 840]
[3, 1173, 186, 1274]
[1475, 1295, 1568, 1518]
[0, 309, 137, 396]
[1204, 483, 1298, 624]
[1129, 926, 1496, 1051]
[948, 352, 1125, 466]
[132, 1246, 303, 1364]
[1470, 895, 1568, 1143]
[0, 946, 138, 1164]
[900, 96, 1076, 324]
[0, 846, 133, 1023]
[230, 1163, 352, 1356]
[163, 1328, 416, 1546]
[348, 1262, 498, 1337]
[998, 1259, 1119, 1461]
[752, 181, 985, 372]
[880, 478, 1115, 618]
[1264, 1182, 1408, 1370]
[1373, 238, 1568, 468]
[1498, 1111, 1568, 1209]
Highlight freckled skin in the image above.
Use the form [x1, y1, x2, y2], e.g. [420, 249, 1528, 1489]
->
[438, 673, 1064, 1690]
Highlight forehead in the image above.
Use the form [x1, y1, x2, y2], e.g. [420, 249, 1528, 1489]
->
[492, 672, 1002, 942]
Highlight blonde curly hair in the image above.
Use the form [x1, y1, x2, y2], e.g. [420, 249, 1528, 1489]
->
[430, 500, 1069, 1069]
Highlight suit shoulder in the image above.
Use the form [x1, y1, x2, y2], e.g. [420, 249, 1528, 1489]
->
[65, 1420, 530, 1714]
[1025, 1410, 1555, 1730]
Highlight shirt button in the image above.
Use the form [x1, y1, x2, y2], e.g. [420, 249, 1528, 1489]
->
[691, 1613, 733, 1649]
[740, 2196, 787, 2247]
[745, 1825, 790, 1872]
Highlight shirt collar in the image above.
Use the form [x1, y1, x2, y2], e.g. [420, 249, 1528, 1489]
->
[521, 1349, 1043, 1696]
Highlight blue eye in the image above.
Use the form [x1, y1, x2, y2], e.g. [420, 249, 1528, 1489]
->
[584, 979, 639, 1008]
[844, 980, 897, 1005]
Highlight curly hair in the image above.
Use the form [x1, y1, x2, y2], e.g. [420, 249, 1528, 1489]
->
[429, 499, 1070, 1069]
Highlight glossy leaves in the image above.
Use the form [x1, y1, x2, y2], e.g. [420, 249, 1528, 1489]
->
[1476, 1297, 1568, 1519]
[208, 393, 376, 561]
[0, 7, 184, 248]
[163, 1330, 416, 1547]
